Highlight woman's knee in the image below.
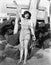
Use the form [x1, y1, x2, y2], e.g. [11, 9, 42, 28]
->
[20, 44, 24, 50]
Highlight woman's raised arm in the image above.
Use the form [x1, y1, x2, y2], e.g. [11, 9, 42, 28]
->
[13, 0, 22, 34]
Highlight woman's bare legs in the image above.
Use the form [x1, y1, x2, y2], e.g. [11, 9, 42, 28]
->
[23, 40, 29, 64]
[19, 40, 24, 63]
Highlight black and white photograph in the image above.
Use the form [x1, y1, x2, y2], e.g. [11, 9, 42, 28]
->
[0, 0, 51, 65]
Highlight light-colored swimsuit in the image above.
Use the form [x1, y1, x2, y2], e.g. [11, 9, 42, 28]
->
[20, 19, 31, 42]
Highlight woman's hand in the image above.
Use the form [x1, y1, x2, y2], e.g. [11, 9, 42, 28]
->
[13, 0, 18, 5]
[32, 35, 36, 41]
[0, 41, 2, 44]
[13, 0, 21, 17]
[13, 0, 21, 11]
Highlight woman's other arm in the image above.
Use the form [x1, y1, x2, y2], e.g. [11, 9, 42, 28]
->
[30, 21, 36, 40]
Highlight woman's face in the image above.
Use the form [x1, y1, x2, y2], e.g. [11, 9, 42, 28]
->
[24, 13, 29, 19]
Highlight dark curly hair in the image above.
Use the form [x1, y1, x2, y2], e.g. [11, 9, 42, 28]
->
[22, 11, 31, 19]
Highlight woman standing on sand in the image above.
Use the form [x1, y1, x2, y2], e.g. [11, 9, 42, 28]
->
[13, 0, 36, 65]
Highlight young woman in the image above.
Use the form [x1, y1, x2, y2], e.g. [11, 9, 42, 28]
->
[19, 11, 36, 64]
[13, 0, 36, 64]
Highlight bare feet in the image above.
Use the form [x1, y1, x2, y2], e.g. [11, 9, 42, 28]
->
[23, 61, 27, 65]
[17, 60, 22, 65]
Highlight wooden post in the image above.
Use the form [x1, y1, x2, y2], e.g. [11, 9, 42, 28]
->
[50, 1, 51, 34]
[29, 0, 40, 27]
